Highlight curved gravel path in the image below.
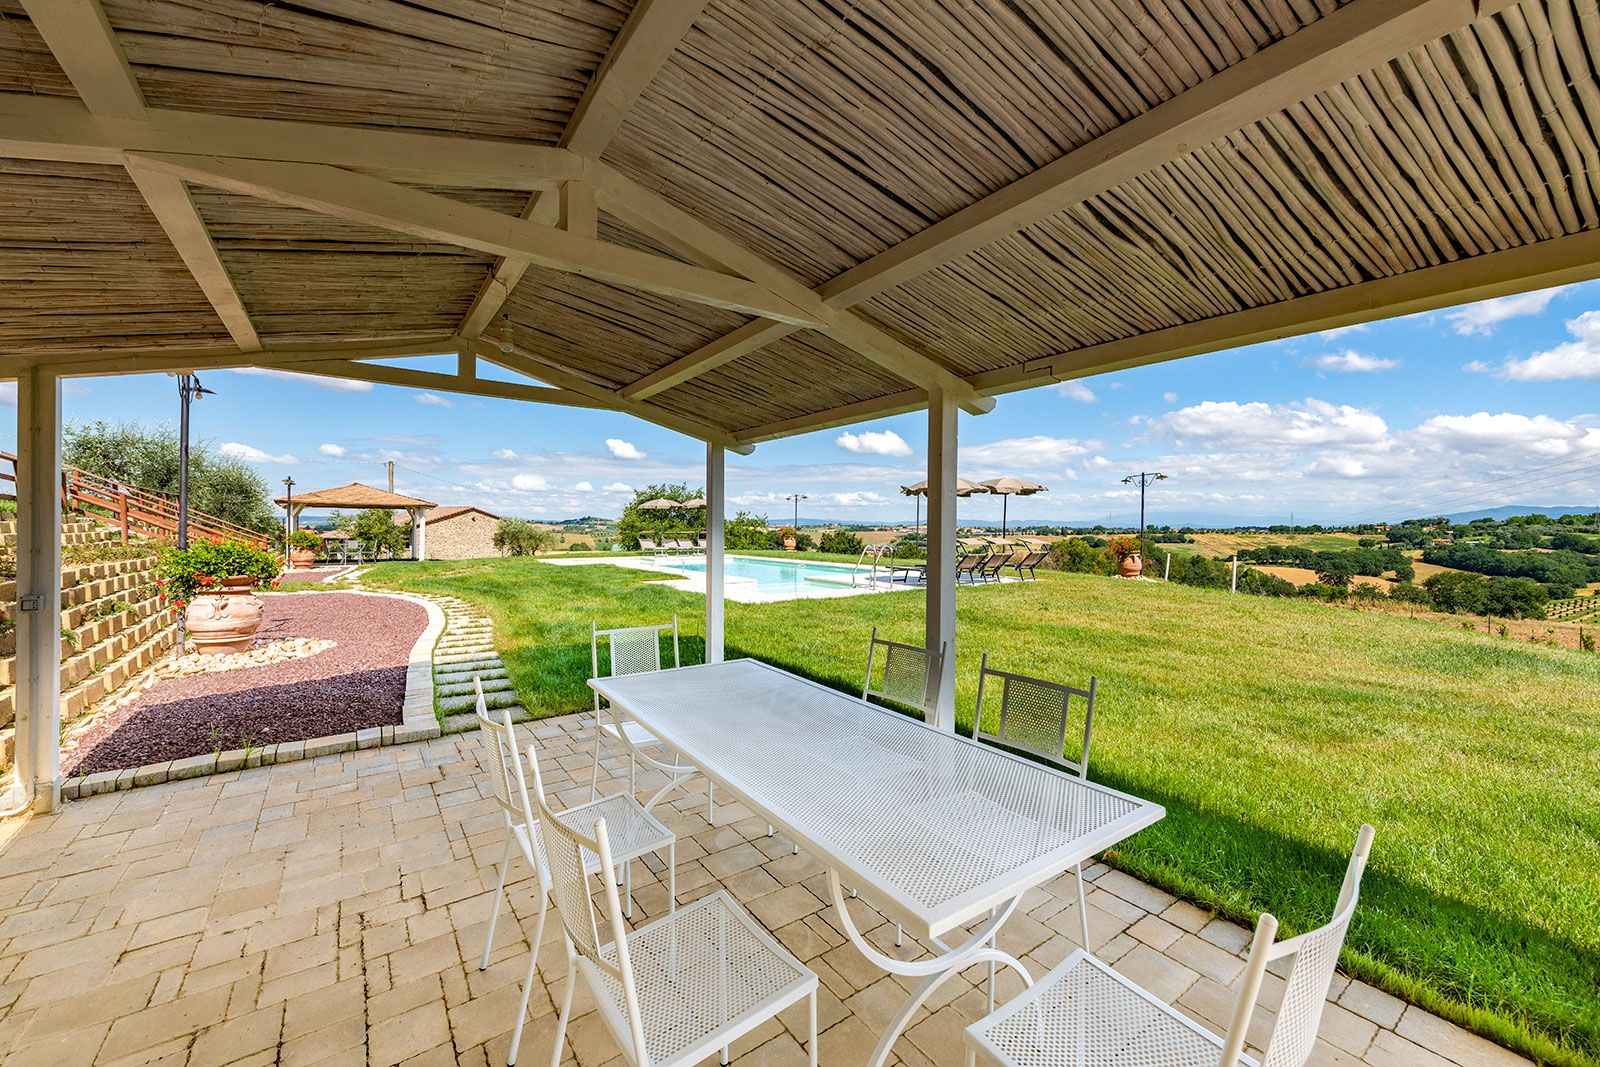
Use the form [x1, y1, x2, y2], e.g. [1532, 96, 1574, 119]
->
[64, 592, 426, 776]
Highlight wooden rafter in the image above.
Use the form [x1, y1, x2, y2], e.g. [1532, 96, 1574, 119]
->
[128, 153, 819, 327]
[0, 94, 586, 190]
[458, 0, 711, 340]
[644, 0, 1523, 400]
[597, 167, 992, 414]
[737, 226, 1600, 444]
[15, 336, 462, 378]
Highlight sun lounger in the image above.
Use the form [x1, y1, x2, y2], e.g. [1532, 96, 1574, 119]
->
[887, 561, 927, 583]
[638, 536, 664, 555]
[955, 552, 987, 583]
[979, 552, 1011, 582]
[1009, 549, 1048, 580]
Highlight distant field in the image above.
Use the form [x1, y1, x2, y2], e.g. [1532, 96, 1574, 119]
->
[1159, 531, 1367, 556]
[1251, 564, 1391, 589]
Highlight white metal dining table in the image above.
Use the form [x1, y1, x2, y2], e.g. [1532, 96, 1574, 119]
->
[590, 657, 1165, 1066]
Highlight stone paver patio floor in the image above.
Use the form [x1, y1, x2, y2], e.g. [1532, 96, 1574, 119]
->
[0, 712, 1528, 1067]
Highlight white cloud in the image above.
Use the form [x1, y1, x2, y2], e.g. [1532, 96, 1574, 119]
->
[1316, 323, 1369, 340]
[415, 392, 454, 409]
[1498, 310, 1600, 381]
[962, 435, 1097, 470]
[511, 473, 550, 492]
[602, 482, 633, 493]
[1463, 360, 1492, 374]
[1158, 398, 1388, 448]
[318, 443, 347, 457]
[1446, 285, 1568, 336]
[219, 441, 299, 464]
[1313, 349, 1398, 373]
[606, 438, 646, 460]
[826, 491, 893, 507]
[1412, 411, 1600, 458]
[232, 367, 374, 392]
[1162, 391, 1178, 403]
[1057, 381, 1097, 403]
[573, 481, 594, 492]
[492, 448, 520, 460]
[836, 429, 912, 457]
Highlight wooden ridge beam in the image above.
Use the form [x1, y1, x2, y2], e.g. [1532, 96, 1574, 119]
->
[0, 93, 586, 190]
[815, 0, 1520, 310]
[128, 153, 820, 327]
[597, 167, 992, 413]
[286, 359, 609, 411]
[458, 0, 710, 339]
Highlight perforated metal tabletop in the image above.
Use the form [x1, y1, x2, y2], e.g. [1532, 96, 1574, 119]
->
[591, 658, 1164, 939]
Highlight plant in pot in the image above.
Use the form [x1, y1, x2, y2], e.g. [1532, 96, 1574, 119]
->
[777, 526, 798, 551]
[1108, 535, 1144, 578]
[157, 537, 282, 654]
[286, 528, 322, 570]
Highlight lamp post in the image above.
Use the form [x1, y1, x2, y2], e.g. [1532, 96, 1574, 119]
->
[281, 476, 295, 567]
[1120, 471, 1168, 544]
[785, 493, 808, 531]
[175, 374, 215, 550]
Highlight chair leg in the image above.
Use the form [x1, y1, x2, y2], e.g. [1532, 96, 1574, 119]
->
[707, 780, 715, 825]
[588, 732, 603, 802]
[548, 952, 576, 1067]
[809, 989, 818, 1067]
[506, 890, 547, 1066]
[1075, 862, 1090, 952]
[895, 924, 903, 948]
[624, 859, 633, 919]
[668, 841, 677, 914]
[481, 833, 513, 971]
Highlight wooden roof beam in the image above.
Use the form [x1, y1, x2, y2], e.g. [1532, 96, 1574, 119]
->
[128, 153, 820, 327]
[597, 168, 992, 414]
[0, 94, 586, 190]
[736, 227, 1600, 444]
[11, 336, 464, 378]
[457, 0, 711, 340]
[815, 0, 1523, 310]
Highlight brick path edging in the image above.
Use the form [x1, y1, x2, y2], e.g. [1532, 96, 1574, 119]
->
[61, 590, 446, 801]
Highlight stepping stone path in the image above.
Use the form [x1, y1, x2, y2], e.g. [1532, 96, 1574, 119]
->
[411, 593, 526, 734]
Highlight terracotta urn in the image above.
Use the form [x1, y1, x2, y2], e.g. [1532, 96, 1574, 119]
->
[185, 576, 265, 654]
[783, 536, 797, 551]
[1118, 552, 1143, 579]
[289, 547, 317, 570]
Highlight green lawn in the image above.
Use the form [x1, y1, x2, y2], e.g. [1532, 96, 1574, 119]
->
[364, 557, 1600, 1066]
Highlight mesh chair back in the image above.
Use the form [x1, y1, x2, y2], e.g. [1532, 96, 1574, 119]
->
[591, 617, 680, 713]
[475, 681, 536, 826]
[526, 742, 627, 982]
[862, 626, 945, 721]
[1256, 825, 1375, 1067]
[973, 655, 1095, 776]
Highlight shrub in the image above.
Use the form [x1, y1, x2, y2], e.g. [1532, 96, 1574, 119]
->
[1388, 581, 1430, 607]
[1297, 582, 1346, 601]
[1314, 557, 1358, 589]
[156, 538, 281, 610]
[1045, 537, 1113, 575]
[725, 512, 774, 550]
[566, 541, 593, 552]
[1423, 571, 1488, 614]
[1482, 576, 1550, 620]
[286, 529, 322, 551]
[819, 529, 864, 556]
[493, 518, 556, 556]
[1236, 569, 1297, 597]
[354, 508, 409, 557]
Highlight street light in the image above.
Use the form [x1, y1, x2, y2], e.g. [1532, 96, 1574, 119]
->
[174, 374, 215, 550]
[1120, 471, 1168, 543]
[281, 476, 296, 565]
[785, 493, 808, 531]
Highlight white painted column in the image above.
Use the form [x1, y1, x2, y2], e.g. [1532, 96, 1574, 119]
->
[415, 510, 427, 562]
[705, 442, 725, 663]
[14, 368, 62, 813]
[925, 388, 958, 732]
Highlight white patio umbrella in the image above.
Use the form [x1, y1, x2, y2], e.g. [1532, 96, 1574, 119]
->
[636, 497, 683, 510]
[900, 478, 990, 533]
[979, 476, 1047, 537]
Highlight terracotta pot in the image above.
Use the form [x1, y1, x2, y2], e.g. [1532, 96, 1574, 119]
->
[289, 547, 317, 570]
[782, 537, 797, 551]
[1117, 552, 1143, 578]
[185, 576, 264, 655]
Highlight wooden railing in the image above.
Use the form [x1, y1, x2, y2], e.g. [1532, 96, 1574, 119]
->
[0, 451, 269, 548]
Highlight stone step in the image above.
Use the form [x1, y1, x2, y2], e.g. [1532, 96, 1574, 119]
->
[436, 644, 495, 657]
[439, 688, 519, 713]
[435, 669, 508, 686]
[442, 704, 529, 734]
[436, 676, 514, 697]
[435, 651, 504, 666]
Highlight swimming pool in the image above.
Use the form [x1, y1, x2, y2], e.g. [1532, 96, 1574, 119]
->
[649, 554, 887, 600]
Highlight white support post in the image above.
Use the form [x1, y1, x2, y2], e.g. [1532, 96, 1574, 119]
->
[14, 367, 62, 813]
[1231, 555, 1239, 593]
[414, 509, 427, 562]
[925, 389, 958, 732]
[705, 443, 725, 664]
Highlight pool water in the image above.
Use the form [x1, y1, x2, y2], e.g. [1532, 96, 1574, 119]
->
[651, 555, 877, 598]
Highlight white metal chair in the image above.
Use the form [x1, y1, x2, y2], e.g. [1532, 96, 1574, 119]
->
[972, 654, 1097, 953]
[533, 749, 819, 1067]
[965, 824, 1376, 1067]
[475, 683, 676, 1067]
[862, 625, 946, 722]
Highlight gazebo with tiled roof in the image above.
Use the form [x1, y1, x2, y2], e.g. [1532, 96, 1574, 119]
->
[270, 482, 438, 561]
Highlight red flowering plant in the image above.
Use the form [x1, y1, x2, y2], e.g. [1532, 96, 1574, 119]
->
[1107, 535, 1144, 562]
[287, 529, 323, 551]
[156, 538, 281, 607]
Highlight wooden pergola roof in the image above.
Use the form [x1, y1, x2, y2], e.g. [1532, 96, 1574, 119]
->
[271, 482, 435, 510]
[2, 0, 1598, 452]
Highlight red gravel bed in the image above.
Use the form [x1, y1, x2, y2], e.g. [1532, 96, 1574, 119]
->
[64, 592, 426, 777]
[283, 567, 353, 583]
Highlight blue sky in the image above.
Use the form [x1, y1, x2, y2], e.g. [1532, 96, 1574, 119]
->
[8, 281, 1600, 526]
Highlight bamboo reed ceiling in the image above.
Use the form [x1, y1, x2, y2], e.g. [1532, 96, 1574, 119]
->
[2, 0, 1599, 442]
